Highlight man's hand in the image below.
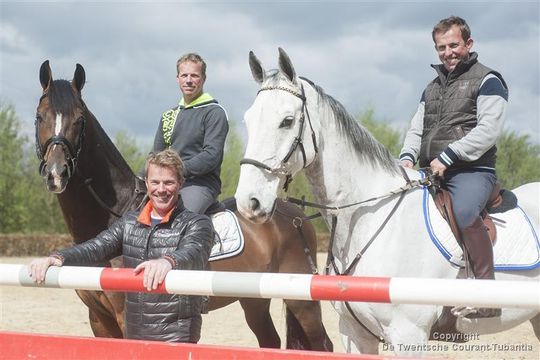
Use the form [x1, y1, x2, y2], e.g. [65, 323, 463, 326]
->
[401, 159, 414, 168]
[430, 158, 448, 178]
[134, 258, 173, 291]
[28, 256, 62, 284]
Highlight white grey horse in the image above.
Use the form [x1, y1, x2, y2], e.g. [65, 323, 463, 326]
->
[235, 48, 540, 355]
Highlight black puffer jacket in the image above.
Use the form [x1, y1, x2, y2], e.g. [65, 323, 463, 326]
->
[56, 200, 214, 342]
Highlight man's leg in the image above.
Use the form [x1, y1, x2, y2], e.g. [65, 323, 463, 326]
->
[180, 185, 216, 214]
[445, 170, 500, 318]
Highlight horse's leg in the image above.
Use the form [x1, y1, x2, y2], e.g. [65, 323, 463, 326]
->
[338, 313, 379, 354]
[283, 299, 333, 351]
[531, 313, 540, 341]
[239, 298, 281, 348]
[75, 290, 124, 338]
[385, 312, 430, 356]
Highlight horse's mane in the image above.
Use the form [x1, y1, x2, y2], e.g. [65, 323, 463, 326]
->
[299, 76, 400, 175]
[49, 80, 82, 116]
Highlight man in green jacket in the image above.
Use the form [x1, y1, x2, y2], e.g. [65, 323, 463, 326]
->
[151, 53, 229, 214]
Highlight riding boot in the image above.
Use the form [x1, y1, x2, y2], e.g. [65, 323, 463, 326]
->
[462, 217, 501, 318]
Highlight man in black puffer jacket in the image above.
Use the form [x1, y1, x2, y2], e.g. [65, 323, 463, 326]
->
[29, 149, 214, 342]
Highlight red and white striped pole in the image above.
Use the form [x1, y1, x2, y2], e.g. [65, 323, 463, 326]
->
[0, 331, 420, 360]
[1, 264, 539, 309]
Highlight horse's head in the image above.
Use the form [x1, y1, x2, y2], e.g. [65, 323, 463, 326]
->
[235, 48, 319, 223]
[36, 60, 86, 193]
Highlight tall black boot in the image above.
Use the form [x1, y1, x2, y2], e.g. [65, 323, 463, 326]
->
[462, 217, 501, 318]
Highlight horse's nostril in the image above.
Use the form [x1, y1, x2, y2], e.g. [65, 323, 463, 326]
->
[249, 197, 260, 211]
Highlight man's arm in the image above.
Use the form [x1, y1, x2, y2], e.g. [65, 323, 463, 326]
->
[183, 106, 229, 177]
[399, 92, 426, 167]
[133, 216, 213, 291]
[437, 74, 508, 168]
[54, 218, 125, 265]
[151, 115, 168, 153]
[163, 216, 214, 271]
[28, 218, 125, 283]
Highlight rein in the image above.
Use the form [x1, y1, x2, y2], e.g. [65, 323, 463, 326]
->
[83, 177, 147, 218]
[36, 92, 147, 218]
[240, 81, 318, 191]
[286, 168, 437, 343]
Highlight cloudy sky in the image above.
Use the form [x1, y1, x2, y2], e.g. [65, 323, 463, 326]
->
[1, 0, 539, 148]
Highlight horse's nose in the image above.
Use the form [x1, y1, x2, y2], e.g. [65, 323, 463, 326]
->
[249, 197, 260, 212]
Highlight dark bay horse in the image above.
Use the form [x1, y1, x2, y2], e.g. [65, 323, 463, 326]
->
[34, 60, 333, 351]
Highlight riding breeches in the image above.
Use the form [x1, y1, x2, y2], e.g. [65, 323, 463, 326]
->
[442, 170, 497, 230]
[180, 185, 217, 214]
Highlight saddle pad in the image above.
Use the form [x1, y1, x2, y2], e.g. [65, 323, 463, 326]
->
[422, 186, 540, 271]
[209, 209, 245, 261]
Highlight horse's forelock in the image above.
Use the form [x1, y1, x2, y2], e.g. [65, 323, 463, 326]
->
[47, 79, 81, 116]
[263, 69, 291, 87]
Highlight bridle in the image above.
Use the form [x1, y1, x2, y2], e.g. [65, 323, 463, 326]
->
[239, 80, 318, 191]
[35, 92, 86, 179]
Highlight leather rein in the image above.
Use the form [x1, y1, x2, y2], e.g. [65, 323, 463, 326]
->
[36, 92, 145, 218]
[35, 93, 86, 179]
[238, 81, 439, 342]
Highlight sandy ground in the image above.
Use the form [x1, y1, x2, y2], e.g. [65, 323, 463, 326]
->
[1, 255, 538, 359]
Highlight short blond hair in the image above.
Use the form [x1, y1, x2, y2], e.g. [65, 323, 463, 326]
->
[176, 53, 206, 77]
[145, 149, 185, 182]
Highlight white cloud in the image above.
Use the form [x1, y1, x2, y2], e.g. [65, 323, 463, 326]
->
[1, 1, 538, 147]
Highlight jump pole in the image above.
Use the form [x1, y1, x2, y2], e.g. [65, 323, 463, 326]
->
[1, 264, 539, 309]
[0, 331, 420, 360]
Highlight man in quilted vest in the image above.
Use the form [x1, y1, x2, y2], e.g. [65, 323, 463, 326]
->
[400, 16, 508, 318]
[150, 53, 229, 214]
[29, 150, 214, 342]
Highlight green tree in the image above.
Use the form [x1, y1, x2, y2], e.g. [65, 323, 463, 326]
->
[21, 149, 67, 233]
[114, 130, 150, 174]
[219, 121, 243, 200]
[0, 104, 27, 232]
[358, 108, 403, 157]
[496, 130, 540, 189]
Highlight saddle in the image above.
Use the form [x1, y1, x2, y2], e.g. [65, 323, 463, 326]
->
[430, 179, 517, 247]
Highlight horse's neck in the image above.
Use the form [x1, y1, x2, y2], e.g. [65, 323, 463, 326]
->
[59, 114, 138, 241]
[79, 114, 135, 188]
[305, 115, 403, 207]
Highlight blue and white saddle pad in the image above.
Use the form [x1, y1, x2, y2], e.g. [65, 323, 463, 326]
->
[422, 179, 540, 271]
[209, 209, 245, 261]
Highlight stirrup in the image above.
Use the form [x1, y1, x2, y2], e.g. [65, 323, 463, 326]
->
[451, 306, 476, 318]
[451, 306, 501, 319]
[465, 307, 501, 319]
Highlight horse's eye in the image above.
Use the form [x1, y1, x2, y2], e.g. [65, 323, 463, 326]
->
[75, 116, 84, 125]
[36, 114, 43, 123]
[279, 116, 294, 129]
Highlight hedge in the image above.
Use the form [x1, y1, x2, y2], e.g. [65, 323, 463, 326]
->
[0, 233, 331, 257]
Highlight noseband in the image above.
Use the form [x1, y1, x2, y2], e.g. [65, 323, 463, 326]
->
[240, 82, 318, 191]
[35, 93, 86, 178]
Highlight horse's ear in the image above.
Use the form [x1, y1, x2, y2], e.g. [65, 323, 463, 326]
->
[73, 64, 86, 93]
[39, 60, 52, 91]
[249, 51, 265, 84]
[278, 48, 296, 84]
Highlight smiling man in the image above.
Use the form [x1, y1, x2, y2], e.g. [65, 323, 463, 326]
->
[149, 53, 229, 215]
[29, 149, 214, 342]
[399, 16, 508, 318]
